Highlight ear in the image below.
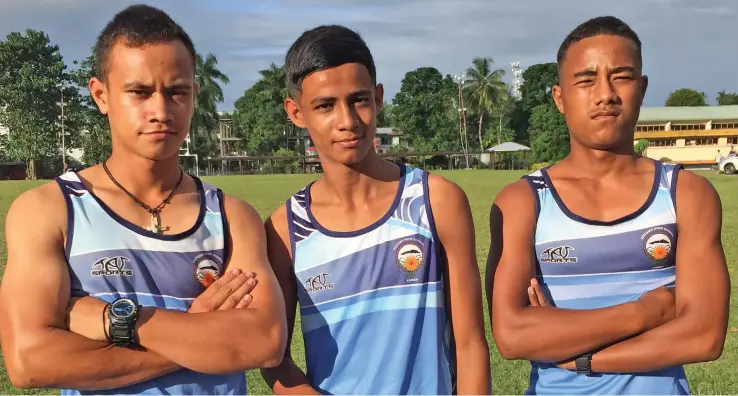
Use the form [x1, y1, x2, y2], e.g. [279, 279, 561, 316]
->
[89, 77, 109, 115]
[284, 96, 306, 129]
[374, 83, 384, 114]
[640, 75, 649, 101]
[552, 84, 565, 114]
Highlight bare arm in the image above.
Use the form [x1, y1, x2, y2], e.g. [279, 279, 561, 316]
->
[487, 180, 671, 362]
[580, 171, 730, 372]
[0, 184, 180, 390]
[428, 175, 491, 394]
[125, 195, 288, 374]
[260, 204, 320, 395]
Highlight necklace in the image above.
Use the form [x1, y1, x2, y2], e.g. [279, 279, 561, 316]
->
[102, 160, 184, 234]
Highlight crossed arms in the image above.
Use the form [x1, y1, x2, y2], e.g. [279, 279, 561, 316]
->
[0, 184, 287, 390]
[486, 171, 730, 373]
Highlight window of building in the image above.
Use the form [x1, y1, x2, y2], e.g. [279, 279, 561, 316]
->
[635, 124, 666, 132]
[671, 124, 707, 131]
[685, 137, 717, 146]
[648, 139, 676, 147]
[712, 123, 738, 129]
[728, 137, 737, 144]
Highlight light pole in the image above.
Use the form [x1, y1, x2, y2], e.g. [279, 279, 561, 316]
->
[453, 74, 471, 169]
[60, 88, 66, 172]
[511, 61, 523, 100]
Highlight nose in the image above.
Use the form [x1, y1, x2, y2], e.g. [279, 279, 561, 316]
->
[594, 75, 618, 105]
[147, 92, 172, 124]
[335, 100, 360, 131]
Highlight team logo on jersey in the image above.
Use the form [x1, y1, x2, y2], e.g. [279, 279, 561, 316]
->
[91, 256, 133, 277]
[641, 227, 675, 265]
[395, 238, 425, 281]
[540, 246, 578, 263]
[193, 252, 223, 288]
[305, 273, 334, 293]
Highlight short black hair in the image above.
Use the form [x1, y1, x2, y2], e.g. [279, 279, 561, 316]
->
[557, 16, 642, 67]
[285, 25, 376, 97]
[94, 4, 196, 81]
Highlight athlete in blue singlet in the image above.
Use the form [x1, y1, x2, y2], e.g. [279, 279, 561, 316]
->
[260, 25, 490, 395]
[0, 5, 287, 394]
[486, 16, 729, 395]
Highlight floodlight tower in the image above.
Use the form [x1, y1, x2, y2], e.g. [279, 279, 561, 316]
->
[511, 61, 523, 100]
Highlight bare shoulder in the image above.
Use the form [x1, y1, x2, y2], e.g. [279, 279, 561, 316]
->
[6, 181, 66, 238]
[674, 169, 722, 213]
[264, 203, 289, 241]
[493, 178, 536, 213]
[221, 194, 264, 230]
[426, 173, 470, 210]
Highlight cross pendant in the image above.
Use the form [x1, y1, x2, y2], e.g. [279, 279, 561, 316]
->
[149, 212, 169, 234]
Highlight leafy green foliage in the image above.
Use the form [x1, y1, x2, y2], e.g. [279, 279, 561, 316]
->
[717, 90, 738, 106]
[191, 53, 230, 160]
[0, 29, 75, 178]
[392, 67, 461, 152]
[634, 138, 649, 155]
[463, 57, 508, 149]
[528, 102, 570, 163]
[68, 51, 111, 165]
[665, 88, 706, 106]
[233, 78, 288, 155]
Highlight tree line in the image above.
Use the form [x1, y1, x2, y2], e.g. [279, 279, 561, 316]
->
[1, 29, 736, 179]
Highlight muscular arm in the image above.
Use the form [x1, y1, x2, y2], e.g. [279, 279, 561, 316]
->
[260, 204, 320, 395]
[129, 195, 288, 374]
[428, 175, 491, 394]
[585, 171, 729, 373]
[0, 184, 180, 390]
[487, 180, 663, 363]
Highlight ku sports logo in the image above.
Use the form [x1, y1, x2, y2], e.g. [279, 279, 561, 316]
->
[539, 245, 578, 264]
[91, 256, 133, 277]
[305, 273, 334, 293]
[641, 226, 675, 268]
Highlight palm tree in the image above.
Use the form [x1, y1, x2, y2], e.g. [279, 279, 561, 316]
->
[463, 57, 507, 150]
[191, 53, 230, 156]
[258, 63, 288, 102]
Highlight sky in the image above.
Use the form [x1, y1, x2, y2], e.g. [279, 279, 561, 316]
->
[2, 0, 737, 111]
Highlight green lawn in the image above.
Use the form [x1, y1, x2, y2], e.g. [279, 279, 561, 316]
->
[0, 170, 735, 395]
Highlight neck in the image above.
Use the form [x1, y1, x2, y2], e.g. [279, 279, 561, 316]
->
[104, 151, 183, 196]
[318, 152, 399, 204]
[564, 143, 639, 180]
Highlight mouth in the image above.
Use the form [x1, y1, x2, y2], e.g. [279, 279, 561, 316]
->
[334, 135, 363, 148]
[142, 130, 176, 138]
[590, 109, 620, 120]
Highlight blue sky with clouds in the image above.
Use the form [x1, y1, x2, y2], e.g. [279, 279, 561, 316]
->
[2, 0, 737, 111]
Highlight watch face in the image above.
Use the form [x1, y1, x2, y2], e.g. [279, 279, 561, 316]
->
[110, 299, 137, 319]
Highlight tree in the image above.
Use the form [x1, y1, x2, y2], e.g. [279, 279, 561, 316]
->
[716, 90, 738, 106]
[0, 29, 76, 178]
[392, 67, 460, 152]
[233, 79, 288, 155]
[634, 139, 649, 155]
[512, 62, 559, 145]
[665, 88, 706, 107]
[463, 57, 507, 150]
[529, 102, 570, 163]
[191, 53, 230, 160]
[68, 51, 111, 165]
[376, 102, 394, 127]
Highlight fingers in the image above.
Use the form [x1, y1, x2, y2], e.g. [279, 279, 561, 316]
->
[209, 273, 252, 308]
[528, 279, 550, 307]
[219, 277, 258, 310]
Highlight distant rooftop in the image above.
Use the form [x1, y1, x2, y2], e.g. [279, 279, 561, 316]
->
[638, 105, 738, 123]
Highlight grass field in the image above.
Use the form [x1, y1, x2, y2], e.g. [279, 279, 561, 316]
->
[0, 170, 735, 395]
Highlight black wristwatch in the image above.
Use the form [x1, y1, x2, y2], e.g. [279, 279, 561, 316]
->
[575, 353, 593, 375]
[106, 298, 141, 347]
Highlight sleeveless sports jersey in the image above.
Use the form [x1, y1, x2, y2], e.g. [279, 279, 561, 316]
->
[522, 160, 689, 395]
[55, 172, 246, 395]
[286, 164, 456, 395]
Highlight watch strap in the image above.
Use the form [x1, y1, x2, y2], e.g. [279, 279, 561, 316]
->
[575, 353, 593, 375]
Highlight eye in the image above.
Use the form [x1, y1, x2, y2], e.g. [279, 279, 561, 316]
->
[315, 103, 333, 111]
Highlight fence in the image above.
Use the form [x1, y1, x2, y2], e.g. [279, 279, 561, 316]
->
[200, 150, 531, 176]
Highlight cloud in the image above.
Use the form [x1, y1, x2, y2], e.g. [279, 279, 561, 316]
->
[1, 0, 736, 110]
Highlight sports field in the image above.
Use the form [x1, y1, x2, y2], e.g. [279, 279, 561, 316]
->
[0, 170, 735, 395]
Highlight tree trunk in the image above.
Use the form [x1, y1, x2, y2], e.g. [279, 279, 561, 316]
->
[478, 112, 484, 150]
[26, 159, 36, 180]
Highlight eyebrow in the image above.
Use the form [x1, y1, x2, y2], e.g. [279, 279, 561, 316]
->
[309, 89, 373, 105]
[573, 66, 636, 78]
[122, 81, 193, 91]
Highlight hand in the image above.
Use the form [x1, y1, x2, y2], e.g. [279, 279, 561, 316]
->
[527, 278, 551, 307]
[66, 296, 109, 342]
[635, 286, 676, 331]
[188, 268, 259, 313]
